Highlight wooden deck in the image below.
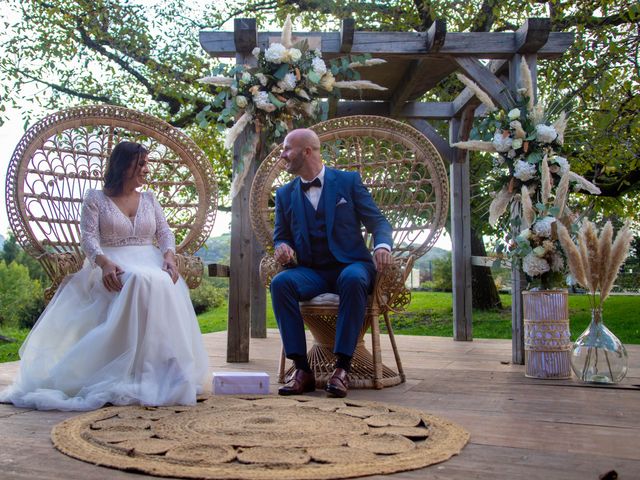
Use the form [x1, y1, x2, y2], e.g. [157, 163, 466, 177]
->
[1, 330, 639, 479]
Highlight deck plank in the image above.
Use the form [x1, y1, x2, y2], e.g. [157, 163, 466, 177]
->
[1, 330, 639, 479]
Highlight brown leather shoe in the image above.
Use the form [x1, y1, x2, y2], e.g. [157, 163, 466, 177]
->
[325, 368, 349, 398]
[278, 369, 315, 396]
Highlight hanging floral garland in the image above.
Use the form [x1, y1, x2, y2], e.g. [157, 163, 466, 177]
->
[452, 58, 601, 289]
[197, 15, 387, 197]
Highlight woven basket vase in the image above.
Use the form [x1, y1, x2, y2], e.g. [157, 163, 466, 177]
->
[523, 289, 572, 379]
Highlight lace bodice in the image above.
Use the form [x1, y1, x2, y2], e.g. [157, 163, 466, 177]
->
[80, 189, 175, 265]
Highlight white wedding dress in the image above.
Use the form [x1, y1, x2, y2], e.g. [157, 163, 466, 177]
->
[0, 189, 209, 411]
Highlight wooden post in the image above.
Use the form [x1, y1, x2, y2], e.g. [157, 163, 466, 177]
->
[251, 133, 268, 339]
[508, 51, 538, 365]
[449, 113, 473, 341]
[227, 19, 258, 362]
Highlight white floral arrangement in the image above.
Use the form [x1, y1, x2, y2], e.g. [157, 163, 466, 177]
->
[452, 59, 601, 288]
[197, 15, 387, 196]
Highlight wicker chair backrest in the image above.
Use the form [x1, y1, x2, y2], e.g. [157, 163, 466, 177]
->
[250, 116, 449, 262]
[5, 105, 217, 262]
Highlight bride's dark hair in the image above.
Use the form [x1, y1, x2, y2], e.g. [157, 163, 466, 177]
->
[103, 141, 148, 196]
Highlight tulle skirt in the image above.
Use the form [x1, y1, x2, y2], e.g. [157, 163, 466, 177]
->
[0, 245, 209, 411]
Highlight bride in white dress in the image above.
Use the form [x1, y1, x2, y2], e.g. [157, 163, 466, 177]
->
[0, 141, 209, 411]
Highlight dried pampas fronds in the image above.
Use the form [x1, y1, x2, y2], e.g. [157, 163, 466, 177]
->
[519, 57, 535, 111]
[334, 80, 387, 91]
[557, 220, 633, 308]
[540, 155, 552, 204]
[450, 140, 497, 152]
[521, 185, 535, 228]
[556, 222, 588, 287]
[569, 171, 602, 194]
[456, 73, 498, 112]
[489, 186, 514, 226]
[281, 14, 293, 48]
[349, 58, 387, 68]
[224, 111, 253, 150]
[198, 76, 234, 87]
[529, 103, 545, 126]
[554, 170, 570, 218]
[552, 111, 568, 145]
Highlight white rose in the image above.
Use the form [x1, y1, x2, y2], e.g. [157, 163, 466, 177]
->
[508, 108, 521, 120]
[536, 124, 558, 144]
[312, 56, 327, 75]
[287, 48, 302, 62]
[513, 160, 537, 181]
[251, 47, 261, 58]
[255, 73, 268, 86]
[265, 43, 287, 63]
[523, 252, 550, 277]
[492, 130, 513, 153]
[319, 71, 335, 92]
[532, 216, 555, 238]
[551, 156, 570, 175]
[240, 72, 252, 84]
[235, 95, 248, 108]
[518, 228, 531, 240]
[277, 72, 297, 91]
[511, 138, 523, 150]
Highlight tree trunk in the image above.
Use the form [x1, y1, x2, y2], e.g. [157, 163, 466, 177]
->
[471, 228, 503, 310]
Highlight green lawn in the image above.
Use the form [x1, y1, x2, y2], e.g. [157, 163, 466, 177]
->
[2, 292, 639, 363]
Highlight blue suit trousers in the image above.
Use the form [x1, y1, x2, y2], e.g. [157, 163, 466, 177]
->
[270, 262, 376, 358]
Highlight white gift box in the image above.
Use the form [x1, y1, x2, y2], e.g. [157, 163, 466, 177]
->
[211, 372, 270, 395]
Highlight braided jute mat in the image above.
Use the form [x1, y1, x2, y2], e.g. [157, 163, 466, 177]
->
[51, 395, 469, 480]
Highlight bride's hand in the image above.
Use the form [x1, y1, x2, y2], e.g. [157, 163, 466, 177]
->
[162, 252, 179, 284]
[100, 260, 124, 292]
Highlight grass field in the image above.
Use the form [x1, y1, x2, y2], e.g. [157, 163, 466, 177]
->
[2, 292, 639, 363]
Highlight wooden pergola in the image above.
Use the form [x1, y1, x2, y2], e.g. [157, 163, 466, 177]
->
[199, 18, 574, 365]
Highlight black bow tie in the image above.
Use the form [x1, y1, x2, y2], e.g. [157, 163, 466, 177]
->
[301, 177, 322, 191]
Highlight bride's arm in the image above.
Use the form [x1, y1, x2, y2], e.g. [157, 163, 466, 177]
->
[151, 194, 179, 283]
[80, 190, 123, 291]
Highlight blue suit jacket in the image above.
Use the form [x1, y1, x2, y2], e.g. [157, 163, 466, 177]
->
[273, 167, 393, 266]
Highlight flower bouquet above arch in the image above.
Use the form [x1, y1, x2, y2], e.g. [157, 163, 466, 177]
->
[197, 15, 387, 196]
[451, 58, 602, 288]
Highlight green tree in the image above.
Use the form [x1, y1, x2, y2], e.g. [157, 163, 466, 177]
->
[0, 234, 49, 285]
[0, 260, 44, 329]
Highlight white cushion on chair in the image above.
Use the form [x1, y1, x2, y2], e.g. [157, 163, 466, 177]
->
[299, 293, 340, 307]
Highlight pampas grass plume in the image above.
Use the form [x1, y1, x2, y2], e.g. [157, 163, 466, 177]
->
[519, 57, 535, 111]
[450, 140, 497, 152]
[456, 73, 498, 112]
[554, 170, 570, 218]
[600, 223, 633, 301]
[541, 155, 552, 204]
[556, 221, 588, 287]
[489, 187, 513, 226]
[521, 185, 535, 228]
[334, 80, 387, 91]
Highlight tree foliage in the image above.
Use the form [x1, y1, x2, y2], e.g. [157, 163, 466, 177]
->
[1, 0, 638, 218]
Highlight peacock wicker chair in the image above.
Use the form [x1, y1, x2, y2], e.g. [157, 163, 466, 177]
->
[5, 105, 217, 302]
[250, 115, 449, 389]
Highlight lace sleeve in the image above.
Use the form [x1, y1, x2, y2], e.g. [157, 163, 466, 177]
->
[80, 190, 104, 266]
[151, 193, 176, 254]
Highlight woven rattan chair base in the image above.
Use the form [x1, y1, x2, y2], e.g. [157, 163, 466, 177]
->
[52, 396, 469, 480]
[283, 342, 403, 389]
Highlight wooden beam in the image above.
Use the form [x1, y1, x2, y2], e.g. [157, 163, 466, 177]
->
[335, 101, 453, 119]
[451, 59, 508, 117]
[200, 30, 574, 59]
[233, 18, 257, 53]
[426, 19, 446, 52]
[454, 56, 513, 111]
[409, 119, 453, 163]
[389, 60, 426, 117]
[516, 18, 551, 53]
[340, 18, 355, 53]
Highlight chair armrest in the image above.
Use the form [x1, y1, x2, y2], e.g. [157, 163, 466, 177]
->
[175, 253, 204, 289]
[38, 252, 85, 304]
[373, 255, 415, 312]
[259, 254, 286, 287]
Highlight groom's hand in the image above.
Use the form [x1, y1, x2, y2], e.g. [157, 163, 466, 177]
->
[373, 247, 392, 272]
[274, 243, 295, 266]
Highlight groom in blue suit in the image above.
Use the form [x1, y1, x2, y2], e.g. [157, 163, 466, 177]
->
[271, 129, 393, 398]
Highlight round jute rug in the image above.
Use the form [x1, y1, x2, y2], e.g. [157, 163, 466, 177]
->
[51, 396, 469, 480]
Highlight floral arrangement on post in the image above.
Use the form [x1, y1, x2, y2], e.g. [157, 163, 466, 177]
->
[197, 15, 387, 196]
[451, 58, 601, 289]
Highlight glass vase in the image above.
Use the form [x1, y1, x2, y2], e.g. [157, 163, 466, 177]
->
[570, 308, 628, 383]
